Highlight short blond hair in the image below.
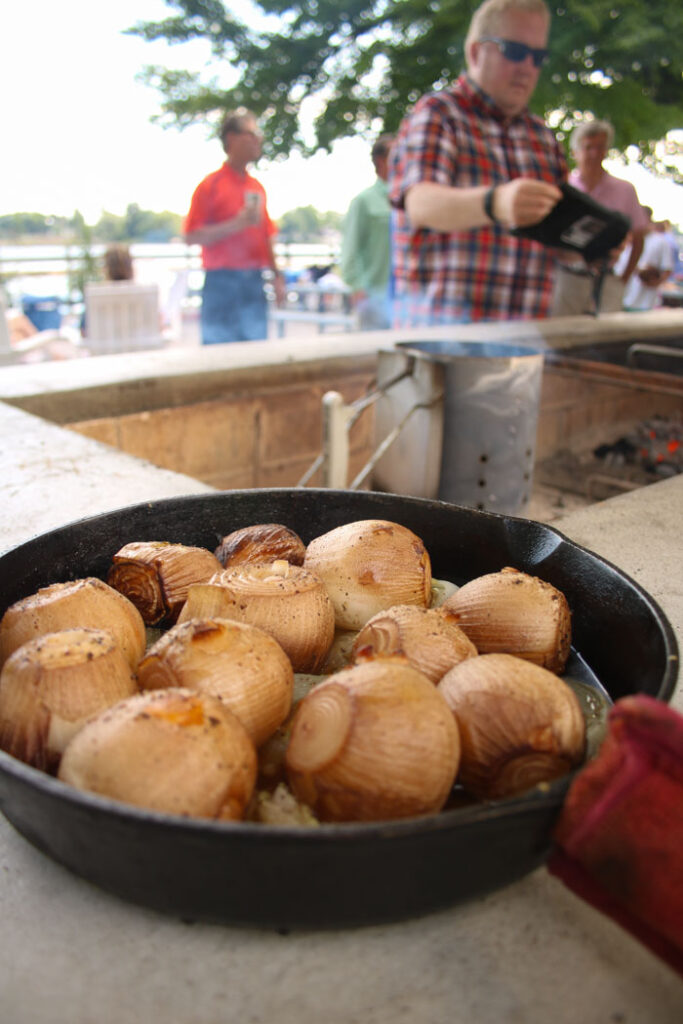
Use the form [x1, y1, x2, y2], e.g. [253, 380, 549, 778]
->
[465, 0, 550, 63]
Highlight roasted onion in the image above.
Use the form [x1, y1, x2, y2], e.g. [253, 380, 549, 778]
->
[442, 567, 571, 673]
[177, 560, 335, 673]
[137, 617, 293, 746]
[437, 653, 586, 799]
[58, 688, 257, 820]
[303, 519, 432, 631]
[0, 577, 146, 671]
[214, 523, 306, 568]
[351, 604, 477, 683]
[0, 628, 137, 772]
[285, 658, 460, 822]
[107, 541, 223, 626]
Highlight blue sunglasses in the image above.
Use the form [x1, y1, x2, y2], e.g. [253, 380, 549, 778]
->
[479, 36, 549, 68]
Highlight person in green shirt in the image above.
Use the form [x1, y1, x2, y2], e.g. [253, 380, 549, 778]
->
[340, 134, 395, 330]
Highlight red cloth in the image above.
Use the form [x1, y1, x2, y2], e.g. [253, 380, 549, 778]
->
[548, 695, 683, 976]
[184, 162, 277, 270]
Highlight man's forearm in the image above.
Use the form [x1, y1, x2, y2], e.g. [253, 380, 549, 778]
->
[404, 178, 563, 233]
[405, 182, 493, 232]
[185, 214, 247, 246]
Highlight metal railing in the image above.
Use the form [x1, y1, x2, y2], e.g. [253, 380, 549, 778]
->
[627, 343, 683, 370]
[297, 366, 443, 490]
[0, 241, 341, 281]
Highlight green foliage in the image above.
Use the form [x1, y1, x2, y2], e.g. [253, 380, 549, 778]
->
[0, 207, 184, 243]
[278, 205, 344, 242]
[0, 212, 73, 239]
[127, 0, 683, 180]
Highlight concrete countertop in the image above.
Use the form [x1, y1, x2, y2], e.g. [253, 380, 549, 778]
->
[2, 309, 681, 420]
[0, 395, 681, 1023]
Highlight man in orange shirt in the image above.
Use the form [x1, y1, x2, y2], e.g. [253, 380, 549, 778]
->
[184, 109, 286, 343]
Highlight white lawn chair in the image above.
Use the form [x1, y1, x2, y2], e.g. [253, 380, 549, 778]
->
[84, 282, 166, 354]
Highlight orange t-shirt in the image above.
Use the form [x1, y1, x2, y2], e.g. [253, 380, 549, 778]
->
[184, 163, 277, 270]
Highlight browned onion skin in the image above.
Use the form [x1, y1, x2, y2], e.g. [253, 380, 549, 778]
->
[0, 628, 137, 772]
[303, 519, 432, 631]
[178, 561, 335, 673]
[214, 524, 306, 568]
[137, 617, 294, 747]
[107, 541, 223, 626]
[0, 577, 146, 671]
[58, 688, 257, 820]
[351, 605, 478, 683]
[442, 567, 572, 674]
[285, 658, 460, 822]
[437, 653, 585, 799]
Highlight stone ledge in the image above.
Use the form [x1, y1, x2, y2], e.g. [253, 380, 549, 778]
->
[1, 310, 680, 422]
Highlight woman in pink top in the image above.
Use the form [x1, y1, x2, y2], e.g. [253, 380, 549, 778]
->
[551, 120, 648, 316]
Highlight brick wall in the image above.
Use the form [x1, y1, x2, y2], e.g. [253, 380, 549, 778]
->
[68, 370, 376, 490]
[67, 357, 682, 490]
[537, 362, 683, 460]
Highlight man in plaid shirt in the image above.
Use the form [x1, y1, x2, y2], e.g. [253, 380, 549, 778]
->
[389, 0, 566, 325]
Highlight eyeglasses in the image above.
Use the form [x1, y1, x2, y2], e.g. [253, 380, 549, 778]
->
[479, 36, 549, 68]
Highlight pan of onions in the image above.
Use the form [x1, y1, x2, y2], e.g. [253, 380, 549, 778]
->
[0, 489, 676, 928]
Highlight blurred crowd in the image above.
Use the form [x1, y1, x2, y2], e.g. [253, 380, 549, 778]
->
[3, 0, 681, 357]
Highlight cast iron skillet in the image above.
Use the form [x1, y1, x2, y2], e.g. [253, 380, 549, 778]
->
[0, 489, 677, 929]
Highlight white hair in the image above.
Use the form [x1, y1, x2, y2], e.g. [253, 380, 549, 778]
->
[570, 119, 615, 154]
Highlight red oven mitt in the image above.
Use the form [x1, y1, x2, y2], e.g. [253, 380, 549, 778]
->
[547, 694, 683, 977]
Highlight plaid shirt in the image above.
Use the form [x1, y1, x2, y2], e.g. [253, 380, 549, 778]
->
[389, 74, 567, 324]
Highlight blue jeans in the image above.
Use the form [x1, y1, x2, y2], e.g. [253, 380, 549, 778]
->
[201, 268, 268, 344]
[356, 289, 391, 330]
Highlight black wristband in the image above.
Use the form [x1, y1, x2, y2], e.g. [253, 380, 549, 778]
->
[484, 186, 500, 226]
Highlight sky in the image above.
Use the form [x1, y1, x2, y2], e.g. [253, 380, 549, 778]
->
[2, 1, 681, 227]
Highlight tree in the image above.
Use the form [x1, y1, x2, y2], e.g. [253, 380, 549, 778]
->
[278, 205, 344, 242]
[128, 0, 683, 180]
[0, 212, 72, 239]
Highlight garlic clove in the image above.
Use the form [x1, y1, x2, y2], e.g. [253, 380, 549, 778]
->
[285, 659, 460, 822]
[303, 519, 432, 631]
[437, 653, 586, 800]
[107, 541, 223, 626]
[430, 577, 460, 608]
[177, 560, 335, 674]
[58, 688, 257, 821]
[0, 577, 146, 671]
[351, 604, 477, 683]
[248, 783, 320, 827]
[442, 567, 572, 674]
[0, 628, 137, 772]
[214, 523, 306, 568]
[137, 617, 293, 747]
